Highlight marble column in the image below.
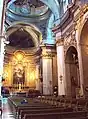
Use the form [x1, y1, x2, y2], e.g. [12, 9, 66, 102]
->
[0, 37, 5, 96]
[76, 30, 84, 96]
[56, 40, 66, 96]
[42, 46, 53, 95]
[36, 65, 40, 90]
[0, 0, 7, 97]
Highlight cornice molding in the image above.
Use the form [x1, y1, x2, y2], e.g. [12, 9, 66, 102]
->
[52, 5, 79, 34]
[74, 5, 88, 31]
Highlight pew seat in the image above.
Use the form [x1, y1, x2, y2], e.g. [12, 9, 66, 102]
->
[23, 111, 88, 119]
[20, 107, 73, 119]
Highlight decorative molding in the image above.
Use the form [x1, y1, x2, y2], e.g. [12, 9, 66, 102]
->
[41, 44, 56, 58]
[64, 44, 77, 57]
[56, 39, 64, 46]
[64, 31, 77, 57]
[42, 51, 55, 58]
[64, 33, 76, 46]
[75, 5, 88, 30]
[79, 4, 88, 15]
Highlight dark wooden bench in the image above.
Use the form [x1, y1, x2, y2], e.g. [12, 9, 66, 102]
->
[23, 111, 88, 119]
[8, 97, 56, 116]
[20, 107, 73, 119]
[17, 106, 57, 118]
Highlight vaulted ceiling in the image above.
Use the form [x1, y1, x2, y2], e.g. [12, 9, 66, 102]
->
[7, 0, 60, 20]
[5, 0, 60, 49]
[8, 28, 35, 48]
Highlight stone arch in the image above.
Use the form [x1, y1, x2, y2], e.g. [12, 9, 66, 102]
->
[77, 11, 88, 43]
[6, 1, 59, 45]
[65, 46, 79, 98]
[80, 20, 88, 95]
[4, 23, 42, 89]
[46, 14, 55, 44]
[6, 22, 42, 48]
[76, 11, 88, 96]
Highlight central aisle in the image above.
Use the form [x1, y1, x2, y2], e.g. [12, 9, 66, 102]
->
[1, 98, 15, 119]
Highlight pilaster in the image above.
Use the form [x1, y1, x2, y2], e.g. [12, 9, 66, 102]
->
[0, 35, 6, 96]
[34, 48, 42, 93]
[35, 64, 40, 90]
[76, 29, 84, 96]
[41, 44, 55, 95]
[56, 39, 66, 96]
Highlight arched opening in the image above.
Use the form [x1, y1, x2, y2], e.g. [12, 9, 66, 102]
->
[8, 28, 35, 48]
[65, 46, 79, 98]
[80, 20, 88, 96]
[2, 23, 42, 92]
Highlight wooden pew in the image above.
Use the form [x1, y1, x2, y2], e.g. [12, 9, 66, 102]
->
[20, 107, 73, 119]
[23, 111, 88, 119]
[17, 106, 57, 118]
[8, 96, 88, 119]
[8, 97, 56, 117]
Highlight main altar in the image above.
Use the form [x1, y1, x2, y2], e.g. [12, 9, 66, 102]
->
[3, 50, 37, 92]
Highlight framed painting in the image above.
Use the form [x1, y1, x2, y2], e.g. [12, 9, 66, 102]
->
[13, 63, 25, 85]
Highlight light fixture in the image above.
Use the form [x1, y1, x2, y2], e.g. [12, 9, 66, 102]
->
[60, 75, 63, 84]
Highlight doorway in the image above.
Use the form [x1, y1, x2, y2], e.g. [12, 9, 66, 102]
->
[65, 46, 79, 98]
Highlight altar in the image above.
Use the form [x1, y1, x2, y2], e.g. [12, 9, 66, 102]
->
[3, 50, 36, 91]
[12, 84, 29, 93]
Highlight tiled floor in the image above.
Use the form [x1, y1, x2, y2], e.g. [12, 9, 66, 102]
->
[0, 98, 15, 119]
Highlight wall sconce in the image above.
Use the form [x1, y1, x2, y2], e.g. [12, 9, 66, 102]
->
[60, 75, 63, 84]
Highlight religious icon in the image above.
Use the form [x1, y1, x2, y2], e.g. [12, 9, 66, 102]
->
[13, 63, 25, 85]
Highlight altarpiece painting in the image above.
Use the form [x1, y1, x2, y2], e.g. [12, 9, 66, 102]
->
[13, 63, 25, 85]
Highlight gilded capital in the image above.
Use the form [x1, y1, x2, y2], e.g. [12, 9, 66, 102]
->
[56, 39, 64, 46]
[42, 51, 54, 58]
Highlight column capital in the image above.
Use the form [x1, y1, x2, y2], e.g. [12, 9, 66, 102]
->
[42, 52, 55, 58]
[56, 39, 64, 47]
[40, 43, 55, 49]
[41, 43, 56, 58]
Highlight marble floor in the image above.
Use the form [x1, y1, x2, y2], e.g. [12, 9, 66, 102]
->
[0, 98, 15, 119]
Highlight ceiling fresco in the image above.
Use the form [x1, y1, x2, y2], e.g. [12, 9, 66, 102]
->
[7, 0, 60, 20]
[5, 0, 68, 48]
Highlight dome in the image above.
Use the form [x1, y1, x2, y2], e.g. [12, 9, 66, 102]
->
[7, 0, 49, 17]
